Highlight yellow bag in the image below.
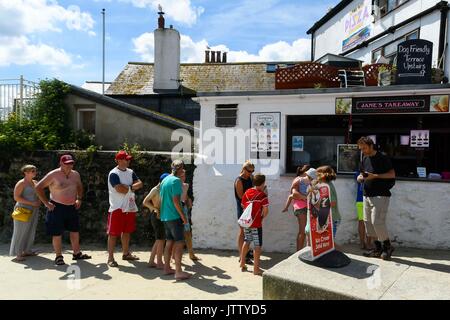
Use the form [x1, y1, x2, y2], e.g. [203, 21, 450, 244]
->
[11, 207, 33, 222]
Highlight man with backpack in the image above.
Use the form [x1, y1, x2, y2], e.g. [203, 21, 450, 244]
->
[357, 137, 396, 260]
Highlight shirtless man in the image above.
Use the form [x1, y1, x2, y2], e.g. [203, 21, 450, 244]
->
[35, 154, 91, 266]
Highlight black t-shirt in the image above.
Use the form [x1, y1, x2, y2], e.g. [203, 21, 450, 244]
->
[361, 152, 395, 197]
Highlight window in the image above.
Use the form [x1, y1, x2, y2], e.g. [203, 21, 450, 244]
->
[376, 0, 410, 17]
[215, 104, 238, 127]
[77, 109, 96, 134]
[266, 64, 277, 73]
[371, 29, 419, 63]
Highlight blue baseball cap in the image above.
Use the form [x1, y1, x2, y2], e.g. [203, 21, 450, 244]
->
[159, 173, 170, 182]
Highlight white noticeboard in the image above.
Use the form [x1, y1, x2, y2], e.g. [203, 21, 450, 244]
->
[410, 130, 430, 148]
[250, 112, 281, 159]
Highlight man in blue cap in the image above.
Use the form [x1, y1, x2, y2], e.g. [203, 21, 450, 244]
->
[143, 173, 170, 269]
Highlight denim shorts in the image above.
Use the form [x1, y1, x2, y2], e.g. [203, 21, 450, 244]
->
[163, 219, 185, 242]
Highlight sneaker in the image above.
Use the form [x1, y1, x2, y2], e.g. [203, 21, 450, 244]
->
[381, 240, 395, 260]
[363, 240, 382, 258]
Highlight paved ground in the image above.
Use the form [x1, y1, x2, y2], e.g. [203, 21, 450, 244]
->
[2, 243, 450, 300]
[0, 244, 289, 300]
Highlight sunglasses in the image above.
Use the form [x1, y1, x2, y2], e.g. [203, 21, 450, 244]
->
[245, 168, 254, 173]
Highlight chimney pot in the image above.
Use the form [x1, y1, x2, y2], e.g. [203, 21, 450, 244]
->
[158, 14, 165, 29]
[222, 52, 227, 63]
[205, 50, 210, 63]
[216, 51, 221, 63]
[211, 51, 216, 63]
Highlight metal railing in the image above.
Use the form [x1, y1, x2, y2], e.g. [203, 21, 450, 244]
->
[0, 76, 40, 121]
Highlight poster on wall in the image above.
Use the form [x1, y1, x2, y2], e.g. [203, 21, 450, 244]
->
[292, 136, 304, 151]
[430, 95, 449, 112]
[307, 182, 335, 260]
[250, 112, 281, 159]
[337, 144, 361, 173]
[335, 97, 352, 114]
[341, 0, 372, 52]
[410, 130, 430, 148]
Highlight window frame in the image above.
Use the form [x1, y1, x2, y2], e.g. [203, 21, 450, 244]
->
[377, 0, 411, 19]
[371, 28, 420, 63]
[215, 104, 238, 128]
[77, 108, 96, 134]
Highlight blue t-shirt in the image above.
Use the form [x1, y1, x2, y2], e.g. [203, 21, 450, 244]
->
[159, 175, 183, 222]
[355, 171, 364, 202]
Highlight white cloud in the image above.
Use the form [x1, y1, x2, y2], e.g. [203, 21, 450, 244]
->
[0, 36, 72, 67]
[120, 0, 204, 26]
[132, 32, 311, 63]
[0, 0, 94, 67]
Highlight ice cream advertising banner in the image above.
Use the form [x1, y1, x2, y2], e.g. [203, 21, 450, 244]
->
[342, 0, 372, 52]
[308, 183, 335, 259]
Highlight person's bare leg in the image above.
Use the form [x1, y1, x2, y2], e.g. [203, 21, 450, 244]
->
[174, 241, 191, 280]
[149, 241, 158, 266]
[70, 232, 80, 255]
[108, 235, 117, 262]
[297, 214, 307, 251]
[237, 227, 244, 258]
[163, 240, 175, 274]
[121, 233, 130, 256]
[253, 246, 263, 275]
[53, 236, 63, 257]
[156, 240, 165, 268]
[239, 242, 250, 270]
[185, 231, 199, 260]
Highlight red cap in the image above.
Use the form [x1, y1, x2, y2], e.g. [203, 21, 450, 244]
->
[115, 150, 132, 161]
[60, 154, 75, 164]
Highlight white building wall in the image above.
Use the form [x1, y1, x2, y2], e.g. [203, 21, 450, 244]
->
[314, 0, 444, 68]
[192, 90, 450, 253]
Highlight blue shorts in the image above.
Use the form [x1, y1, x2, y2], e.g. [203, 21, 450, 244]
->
[163, 219, 185, 242]
[333, 220, 341, 238]
[45, 201, 80, 236]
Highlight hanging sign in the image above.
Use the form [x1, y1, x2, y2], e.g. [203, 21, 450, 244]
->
[292, 136, 304, 151]
[396, 39, 433, 85]
[307, 183, 335, 260]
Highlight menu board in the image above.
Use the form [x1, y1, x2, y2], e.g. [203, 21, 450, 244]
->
[337, 144, 361, 173]
[250, 112, 280, 159]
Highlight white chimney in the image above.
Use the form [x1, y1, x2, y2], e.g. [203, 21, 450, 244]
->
[153, 10, 180, 91]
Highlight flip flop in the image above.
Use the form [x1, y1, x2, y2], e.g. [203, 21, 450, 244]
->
[108, 260, 119, 267]
[122, 253, 140, 261]
[23, 251, 39, 257]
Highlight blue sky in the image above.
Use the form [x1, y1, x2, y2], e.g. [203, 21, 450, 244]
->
[0, 0, 339, 86]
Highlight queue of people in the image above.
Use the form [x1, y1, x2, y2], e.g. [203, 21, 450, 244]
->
[9, 135, 396, 279]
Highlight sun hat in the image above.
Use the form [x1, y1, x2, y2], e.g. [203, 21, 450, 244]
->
[305, 168, 317, 180]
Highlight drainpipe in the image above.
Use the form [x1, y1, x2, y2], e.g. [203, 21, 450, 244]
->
[311, 31, 315, 61]
[438, 2, 449, 71]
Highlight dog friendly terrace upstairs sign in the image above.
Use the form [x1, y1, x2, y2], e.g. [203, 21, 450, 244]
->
[396, 39, 433, 85]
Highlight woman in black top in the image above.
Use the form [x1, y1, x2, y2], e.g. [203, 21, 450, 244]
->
[234, 160, 254, 264]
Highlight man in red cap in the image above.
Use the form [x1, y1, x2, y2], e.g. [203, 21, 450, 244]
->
[35, 154, 91, 266]
[106, 150, 143, 267]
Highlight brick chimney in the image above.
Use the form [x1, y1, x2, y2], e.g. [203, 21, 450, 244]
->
[222, 52, 227, 63]
[205, 50, 210, 63]
[211, 51, 216, 63]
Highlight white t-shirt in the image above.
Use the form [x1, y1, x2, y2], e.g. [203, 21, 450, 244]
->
[108, 167, 139, 212]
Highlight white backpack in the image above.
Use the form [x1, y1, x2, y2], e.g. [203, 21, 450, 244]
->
[238, 192, 259, 228]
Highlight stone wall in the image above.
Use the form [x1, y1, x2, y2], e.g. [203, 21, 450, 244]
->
[0, 151, 195, 246]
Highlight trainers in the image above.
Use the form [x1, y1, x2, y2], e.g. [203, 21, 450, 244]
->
[363, 240, 382, 258]
[381, 240, 395, 260]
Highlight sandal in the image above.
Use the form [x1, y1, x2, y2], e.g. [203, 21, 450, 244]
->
[55, 255, 66, 266]
[122, 253, 140, 261]
[72, 252, 92, 260]
[107, 260, 119, 267]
